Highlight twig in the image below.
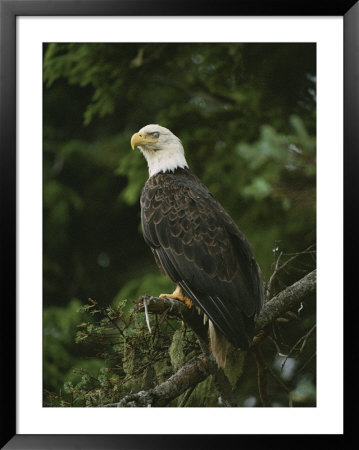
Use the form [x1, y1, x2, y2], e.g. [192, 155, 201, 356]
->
[178, 385, 196, 407]
[252, 347, 271, 407]
[266, 365, 293, 407]
[281, 324, 316, 370]
[143, 297, 152, 333]
[297, 351, 316, 373]
[267, 335, 288, 357]
[266, 245, 316, 299]
[266, 251, 283, 299]
[299, 324, 316, 352]
[213, 367, 239, 407]
[88, 297, 128, 341]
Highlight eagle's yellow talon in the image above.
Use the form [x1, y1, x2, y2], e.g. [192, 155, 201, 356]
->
[159, 286, 194, 309]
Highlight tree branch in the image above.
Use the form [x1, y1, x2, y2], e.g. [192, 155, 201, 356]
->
[255, 269, 316, 331]
[105, 354, 212, 407]
[135, 269, 316, 334]
[110, 269, 316, 407]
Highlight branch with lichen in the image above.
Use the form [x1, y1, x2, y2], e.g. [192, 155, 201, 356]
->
[105, 269, 316, 407]
[105, 354, 212, 407]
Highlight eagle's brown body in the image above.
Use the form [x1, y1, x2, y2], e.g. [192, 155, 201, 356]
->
[140, 167, 263, 364]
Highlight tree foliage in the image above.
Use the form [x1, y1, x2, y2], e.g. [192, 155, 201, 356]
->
[43, 43, 316, 407]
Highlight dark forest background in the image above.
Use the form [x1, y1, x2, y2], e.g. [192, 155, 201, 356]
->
[43, 43, 316, 407]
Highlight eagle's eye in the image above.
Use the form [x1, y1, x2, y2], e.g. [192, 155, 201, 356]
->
[151, 132, 160, 138]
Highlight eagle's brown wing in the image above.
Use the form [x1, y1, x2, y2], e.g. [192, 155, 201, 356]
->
[140, 168, 263, 349]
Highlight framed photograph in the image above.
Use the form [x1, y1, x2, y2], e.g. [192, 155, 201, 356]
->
[1, 0, 355, 448]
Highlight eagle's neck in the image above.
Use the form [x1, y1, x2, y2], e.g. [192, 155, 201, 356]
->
[140, 143, 188, 177]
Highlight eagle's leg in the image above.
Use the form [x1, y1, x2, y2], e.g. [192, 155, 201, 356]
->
[159, 285, 194, 309]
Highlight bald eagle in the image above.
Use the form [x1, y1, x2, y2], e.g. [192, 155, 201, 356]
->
[131, 124, 263, 367]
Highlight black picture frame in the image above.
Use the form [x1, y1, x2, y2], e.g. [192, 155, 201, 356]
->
[1, 0, 356, 448]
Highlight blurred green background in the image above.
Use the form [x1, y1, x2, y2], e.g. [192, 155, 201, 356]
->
[43, 43, 316, 407]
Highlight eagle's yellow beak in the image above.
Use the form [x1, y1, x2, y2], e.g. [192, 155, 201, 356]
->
[131, 132, 158, 150]
[131, 133, 142, 150]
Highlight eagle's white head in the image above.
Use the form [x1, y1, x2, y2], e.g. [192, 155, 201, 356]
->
[131, 124, 188, 177]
